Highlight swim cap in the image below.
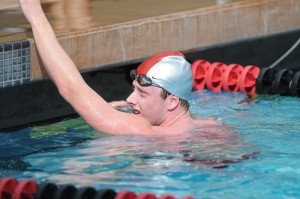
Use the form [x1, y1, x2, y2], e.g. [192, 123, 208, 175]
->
[137, 51, 193, 100]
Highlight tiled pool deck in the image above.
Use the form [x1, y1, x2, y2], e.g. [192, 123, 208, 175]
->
[0, 41, 31, 89]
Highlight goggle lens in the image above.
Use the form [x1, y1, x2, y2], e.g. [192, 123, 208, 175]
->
[130, 69, 153, 87]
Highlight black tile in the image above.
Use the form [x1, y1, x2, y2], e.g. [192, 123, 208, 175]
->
[22, 49, 26, 56]
[23, 78, 30, 84]
[3, 43, 12, 51]
[22, 40, 30, 48]
[22, 71, 26, 78]
[12, 42, 22, 50]
[4, 81, 12, 88]
[0, 44, 3, 52]
[13, 80, 22, 86]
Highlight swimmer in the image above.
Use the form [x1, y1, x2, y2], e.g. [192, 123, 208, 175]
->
[19, 0, 219, 135]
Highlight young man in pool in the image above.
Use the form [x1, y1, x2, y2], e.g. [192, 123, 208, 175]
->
[19, 0, 219, 135]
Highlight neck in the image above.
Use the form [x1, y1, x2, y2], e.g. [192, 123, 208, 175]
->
[158, 108, 191, 127]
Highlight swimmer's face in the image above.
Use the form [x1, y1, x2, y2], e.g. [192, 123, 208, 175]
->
[126, 80, 169, 125]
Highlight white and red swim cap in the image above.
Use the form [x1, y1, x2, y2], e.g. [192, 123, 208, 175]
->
[137, 51, 193, 100]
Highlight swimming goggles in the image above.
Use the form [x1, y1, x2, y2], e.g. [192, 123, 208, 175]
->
[130, 69, 160, 87]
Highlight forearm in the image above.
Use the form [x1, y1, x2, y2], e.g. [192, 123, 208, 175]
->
[109, 100, 128, 108]
[30, 10, 85, 95]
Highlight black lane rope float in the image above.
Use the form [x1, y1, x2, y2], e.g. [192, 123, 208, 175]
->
[255, 37, 300, 97]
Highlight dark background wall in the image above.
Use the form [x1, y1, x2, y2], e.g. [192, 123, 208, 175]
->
[0, 65, 136, 130]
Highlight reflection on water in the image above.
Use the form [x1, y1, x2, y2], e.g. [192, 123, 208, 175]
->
[23, 127, 258, 195]
[0, 0, 246, 43]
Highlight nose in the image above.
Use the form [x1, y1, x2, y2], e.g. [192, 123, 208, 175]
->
[126, 90, 137, 105]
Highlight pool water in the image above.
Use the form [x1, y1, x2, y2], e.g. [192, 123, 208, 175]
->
[1, 90, 300, 198]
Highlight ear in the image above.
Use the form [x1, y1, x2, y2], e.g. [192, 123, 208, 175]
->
[166, 95, 180, 111]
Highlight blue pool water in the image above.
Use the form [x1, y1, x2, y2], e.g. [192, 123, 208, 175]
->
[1, 90, 300, 198]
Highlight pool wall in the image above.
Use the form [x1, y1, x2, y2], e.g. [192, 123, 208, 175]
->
[30, 0, 300, 80]
[184, 29, 300, 72]
[0, 0, 300, 130]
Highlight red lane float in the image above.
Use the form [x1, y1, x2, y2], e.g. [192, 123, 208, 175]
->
[137, 192, 157, 199]
[13, 180, 38, 199]
[191, 60, 211, 90]
[205, 62, 227, 92]
[159, 195, 176, 199]
[238, 65, 260, 95]
[222, 64, 243, 92]
[115, 190, 137, 199]
[191, 59, 262, 95]
[0, 178, 18, 199]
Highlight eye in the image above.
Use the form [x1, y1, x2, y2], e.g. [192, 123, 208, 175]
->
[139, 89, 148, 97]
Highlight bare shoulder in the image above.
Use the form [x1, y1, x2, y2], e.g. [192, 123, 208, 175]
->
[191, 117, 236, 135]
[194, 116, 221, 127]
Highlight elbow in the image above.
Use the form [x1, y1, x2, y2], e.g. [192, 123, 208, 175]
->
[57, 81, 77, 103]
[57, 79, 90, 107]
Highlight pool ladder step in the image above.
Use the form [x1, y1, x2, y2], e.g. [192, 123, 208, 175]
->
[0, 178, 194, 199]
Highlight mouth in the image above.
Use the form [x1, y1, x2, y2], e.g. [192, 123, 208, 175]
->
[132, 108, 141, 114]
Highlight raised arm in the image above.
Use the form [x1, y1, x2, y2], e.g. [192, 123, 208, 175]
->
[19, 0, 153, 135]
